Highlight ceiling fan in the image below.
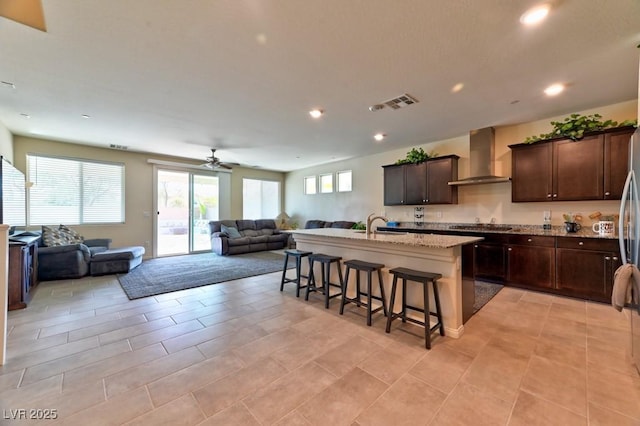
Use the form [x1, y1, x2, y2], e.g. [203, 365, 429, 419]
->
[202, 149, 237, 169]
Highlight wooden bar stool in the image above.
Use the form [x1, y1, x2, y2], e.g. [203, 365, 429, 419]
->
[305, 253, 344, 308]
[280, 249, 312, 297]
[339, 259, 387, 326]
[385, 267, 444, 349]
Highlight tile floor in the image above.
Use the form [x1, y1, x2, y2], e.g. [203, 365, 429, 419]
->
[1, 270, 639, 425]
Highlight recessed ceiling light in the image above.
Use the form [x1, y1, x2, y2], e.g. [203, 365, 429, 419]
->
[81, 114, 91, 119]
[451, 83, 464, 93]
[20, 113, 30, 119]
[544, 83, 565, 96]
[309, 109, 323, 118]
[374, 133, 385, 142]
[520, 4, 551, 26]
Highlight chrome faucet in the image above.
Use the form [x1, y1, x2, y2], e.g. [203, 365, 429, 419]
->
[366, 213, 388, 237]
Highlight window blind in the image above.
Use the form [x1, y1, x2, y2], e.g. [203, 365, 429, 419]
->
[27, 154, 125, 225]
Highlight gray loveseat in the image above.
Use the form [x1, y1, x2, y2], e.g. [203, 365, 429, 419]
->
[209, 219, 289, 255]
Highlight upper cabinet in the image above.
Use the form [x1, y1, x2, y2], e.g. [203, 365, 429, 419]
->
[383, 155, 459, 206]
[509, 127, 634, 202]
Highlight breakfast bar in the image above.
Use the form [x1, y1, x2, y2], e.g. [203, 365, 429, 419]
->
[289, 228, 483, 338]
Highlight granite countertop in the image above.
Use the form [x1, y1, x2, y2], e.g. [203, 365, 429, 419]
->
[376, 222, 619, 240]
[288, 228, 483, 249]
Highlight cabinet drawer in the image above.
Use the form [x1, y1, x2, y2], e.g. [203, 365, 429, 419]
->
[508, 235, 555, 247]
[556, 237, 619, 251]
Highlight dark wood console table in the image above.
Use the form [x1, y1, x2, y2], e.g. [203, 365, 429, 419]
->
[8, 234, 40, 310]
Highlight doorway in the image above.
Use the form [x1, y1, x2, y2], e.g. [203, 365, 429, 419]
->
[156, 169, 219, 256]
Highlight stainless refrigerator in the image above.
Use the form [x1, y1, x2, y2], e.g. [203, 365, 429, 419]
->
[618, 126, 640, 376]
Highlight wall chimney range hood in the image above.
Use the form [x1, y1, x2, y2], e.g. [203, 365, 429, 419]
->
[448, 127, 511, 186]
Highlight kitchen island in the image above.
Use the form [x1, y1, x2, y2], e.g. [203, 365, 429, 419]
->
[289, 228, 483, 338]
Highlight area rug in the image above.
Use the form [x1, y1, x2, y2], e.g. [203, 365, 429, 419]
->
[118, 251, 292, 300]
[473, 281, 504, 314]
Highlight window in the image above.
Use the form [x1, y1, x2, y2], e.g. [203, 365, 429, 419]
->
[27, 154, 125, 225]
[319, 173, 333, 193]
[337, 170, 352, 192]
[243, 178, 280, 219]
[304, 176, 317, 194]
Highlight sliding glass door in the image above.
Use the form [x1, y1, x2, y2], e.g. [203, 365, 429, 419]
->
[156, 169, 219, 256]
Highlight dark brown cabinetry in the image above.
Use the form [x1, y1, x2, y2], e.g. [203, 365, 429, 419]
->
[604, 128, 632, 199]
[383, 164, 405, 205]
[383, 155, 458, 206]
[556, 237, 621, 303]
[8, 235, 40, 310]
[511, 143, 553, 202]
[553, 135, 604, 200]
[506, 235, 555, 290]
[510, 126, 633, 202]
[379, 226, 624, 302]
[426, 156, 459, 205]
[473, 235, 508, 282]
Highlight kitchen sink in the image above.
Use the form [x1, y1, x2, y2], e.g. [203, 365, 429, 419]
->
[449, 224, 513, 231]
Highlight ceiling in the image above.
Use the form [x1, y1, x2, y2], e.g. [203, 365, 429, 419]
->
[0, 1, 639, 172]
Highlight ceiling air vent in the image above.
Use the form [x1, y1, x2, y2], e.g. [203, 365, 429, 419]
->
[383, 93, 419, 110]
[109, 144, 128, 150]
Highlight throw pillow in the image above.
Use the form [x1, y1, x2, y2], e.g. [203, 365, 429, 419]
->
[42, 225, 70, 247]
[59, 224, 85, 244]
[220, 224, 242, 239]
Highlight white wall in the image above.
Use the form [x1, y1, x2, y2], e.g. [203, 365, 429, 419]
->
[0, 121, 13, 163]
[285, 100, 638, 228]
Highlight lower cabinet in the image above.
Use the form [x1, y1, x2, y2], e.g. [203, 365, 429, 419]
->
[556, 237, 621, 303]
[8, 236, 40, 310]
[506, 236, 555, 290]
[473, 236, 507, 282]
[464, 232, 620, 302]
[384, 227, 622, 303]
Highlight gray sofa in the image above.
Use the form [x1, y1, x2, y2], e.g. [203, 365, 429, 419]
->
[304, 220, 356, 229]
[209, 219, 289, 255]
[38, 238, 112, 281]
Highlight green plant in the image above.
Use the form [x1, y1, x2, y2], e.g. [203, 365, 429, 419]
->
[352, 221, 366, 230]
[523, 114, 637, 144]
[395, 147, 438, 165]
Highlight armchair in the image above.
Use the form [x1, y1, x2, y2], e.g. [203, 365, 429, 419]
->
[38, 238, 112, 281]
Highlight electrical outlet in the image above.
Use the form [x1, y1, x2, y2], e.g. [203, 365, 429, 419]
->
[543, 210, 551, 220]
[436, 211, 443, 219]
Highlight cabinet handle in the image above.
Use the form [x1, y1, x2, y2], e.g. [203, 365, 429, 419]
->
[605, 192, 611, 196]
[508, 247, 512, 251]
[527, 238, 532, 242]
[605, 256, 611, 260]
[578, 241, 584, 246]
[547, 194, 552, 198]
[613, 256, 619, 261]
[474, 245, 478, 248]
[553, 194, 558, 198]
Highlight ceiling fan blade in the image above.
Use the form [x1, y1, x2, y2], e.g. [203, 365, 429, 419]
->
[0, 0, 47, 32]
[219, 163, 233, 170]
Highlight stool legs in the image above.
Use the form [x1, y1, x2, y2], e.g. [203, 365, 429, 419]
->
[385, 268, 444, 350]
[377, 269, 388, 318]
[280, 251, 310, 298]
[423, 278, 431, 349]
[385, 274, 399, 333]
[279, 252, 290, 293]
[305, 256, 343, 308]
[432, 280, 445, 337]
[341, 263, 387, 326]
